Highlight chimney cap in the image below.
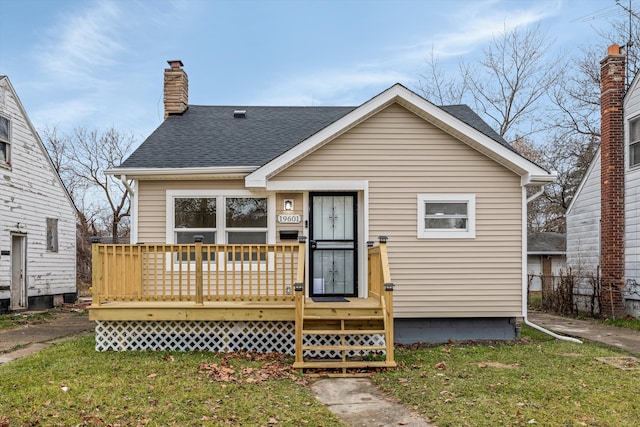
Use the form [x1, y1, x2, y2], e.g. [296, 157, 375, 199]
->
[607, 44, 622, 56]
[167, 59, 184, 68]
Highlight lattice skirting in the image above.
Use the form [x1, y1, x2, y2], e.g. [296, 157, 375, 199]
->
[95, 320, 385, 357]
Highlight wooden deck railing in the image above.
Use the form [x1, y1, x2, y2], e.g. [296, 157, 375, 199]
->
[91, 242, 302, 305]
[367, 236, 395, 364]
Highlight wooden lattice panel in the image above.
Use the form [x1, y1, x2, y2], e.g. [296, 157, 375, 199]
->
[95, 321, 385, 357]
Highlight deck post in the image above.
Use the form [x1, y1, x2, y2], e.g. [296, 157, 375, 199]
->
[91, 238, 102, 307]
[294, 236, 306, 367]
[194, 236, 204, 306]
[379, 236, 395, 366]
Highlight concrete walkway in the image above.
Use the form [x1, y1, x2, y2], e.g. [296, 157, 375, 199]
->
[312, 377, 434, 427]
[528, 311, 640, 356]
[0, 311, 95, 365]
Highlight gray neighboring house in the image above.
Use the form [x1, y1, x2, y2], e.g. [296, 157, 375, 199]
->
[527, 232, 566, 292]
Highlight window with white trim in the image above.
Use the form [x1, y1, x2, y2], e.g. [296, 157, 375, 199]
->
[417, 194, 476, 239]
[171, 194, 270, 261]
[225, 197, 268, 261]
[630, 117, 640, 167]
[0, 115, 10, 167]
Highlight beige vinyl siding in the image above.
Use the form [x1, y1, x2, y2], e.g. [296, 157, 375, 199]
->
[272, 103, 523, 318]
[137, 180, 247, 243]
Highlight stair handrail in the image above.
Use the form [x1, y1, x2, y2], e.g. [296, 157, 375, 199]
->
[294, 236, 307, 366]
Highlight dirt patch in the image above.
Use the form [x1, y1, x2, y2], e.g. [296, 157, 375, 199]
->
[475, 362, 519, 369]
[596, 357, 640, 370]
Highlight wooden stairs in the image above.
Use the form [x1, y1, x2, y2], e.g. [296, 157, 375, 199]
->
[292, 236, 396, 375]
[293, 297, 396, 375]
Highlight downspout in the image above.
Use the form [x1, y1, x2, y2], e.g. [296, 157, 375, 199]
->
[120, 174, 135, 197]
[523, 186, 583, 344]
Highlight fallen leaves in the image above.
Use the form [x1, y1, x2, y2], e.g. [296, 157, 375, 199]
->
[434, 361, 447, 370]
[198, 352, 302, 384]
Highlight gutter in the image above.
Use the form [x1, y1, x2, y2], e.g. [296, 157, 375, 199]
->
[523, 187, 583, 344]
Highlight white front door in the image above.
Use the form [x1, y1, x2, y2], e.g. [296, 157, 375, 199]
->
[10, 234, 27, 310]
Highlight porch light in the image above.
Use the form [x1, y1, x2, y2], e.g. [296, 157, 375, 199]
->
[90, 236, 101, 244]
[367, 241, 374, 247]
[284, 199, 294, 211]
[384, 282, 395, 292]
[379, 236, 388, 243]
[193, 235, 204, 243]
[294, 282, 304, 292]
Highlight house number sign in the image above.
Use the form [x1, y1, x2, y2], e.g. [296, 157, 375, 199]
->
[278, 214, 301, 224]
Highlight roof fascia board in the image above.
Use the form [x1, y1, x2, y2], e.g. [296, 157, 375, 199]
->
[266, 180, 368, 191]
[107, 166, 256, 179]
[246, 84, 553, 188]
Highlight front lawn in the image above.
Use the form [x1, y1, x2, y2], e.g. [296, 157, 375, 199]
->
[0, 336, 346, 426]
[374, 328, 640, 426]
[2, 328, 639, 426]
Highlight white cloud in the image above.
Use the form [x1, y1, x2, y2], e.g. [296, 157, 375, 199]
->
[36, 1, 125, 87]
[251, 0, 562, 107]
[32, 98, 99, 129]
[390, 0, 562, 63]
[252, 67, 411, 106]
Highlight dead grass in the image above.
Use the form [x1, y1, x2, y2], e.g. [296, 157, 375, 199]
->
[0, 336, 346, 426]
[373, 327, 640, 426]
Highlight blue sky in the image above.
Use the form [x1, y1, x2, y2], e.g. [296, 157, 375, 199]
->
[0, 0, 627, 141]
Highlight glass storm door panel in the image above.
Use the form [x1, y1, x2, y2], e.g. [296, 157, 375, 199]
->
[309, 193, 357, 296]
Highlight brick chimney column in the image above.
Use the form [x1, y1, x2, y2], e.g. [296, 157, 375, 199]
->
[164, 60, 188, 119]
[600, 44, 626, 318]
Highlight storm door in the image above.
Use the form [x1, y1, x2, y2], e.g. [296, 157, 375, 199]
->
[309, 192, 357, 297]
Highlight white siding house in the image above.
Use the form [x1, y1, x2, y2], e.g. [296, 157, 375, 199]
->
[566, 150, 601, 275]
[0, 76, 76, 312]
[566, 47, 640, 316]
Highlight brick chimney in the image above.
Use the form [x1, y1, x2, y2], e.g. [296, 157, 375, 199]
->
[164, 60, 188, 119]
[600, 44, 626, 318]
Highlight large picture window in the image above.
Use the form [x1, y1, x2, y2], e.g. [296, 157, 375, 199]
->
[169, 193, 272, 263]
[417, 194, 476, 239]
[630, 117, 640, 167]
[0, 115, 10, 166]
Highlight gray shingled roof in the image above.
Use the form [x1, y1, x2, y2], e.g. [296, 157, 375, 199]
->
[528, 232, 566, 254]
[120, 102, 511, 169]
[439, 105, 510, 148]
[120, 106, 355, 169]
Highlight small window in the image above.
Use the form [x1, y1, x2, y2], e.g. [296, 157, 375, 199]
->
[417, 194, 476, 239]
[630, 117, 640, 167]
[46, 218, 59, 252]
[0, 115, 10, 166]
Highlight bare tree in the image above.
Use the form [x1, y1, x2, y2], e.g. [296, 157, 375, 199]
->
[418, 25, 562, 142]
[512, 135, 599, 233]
[42, 126, 135, 242]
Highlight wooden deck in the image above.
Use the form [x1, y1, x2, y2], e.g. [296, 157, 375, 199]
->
[89, 238, 396, 372]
